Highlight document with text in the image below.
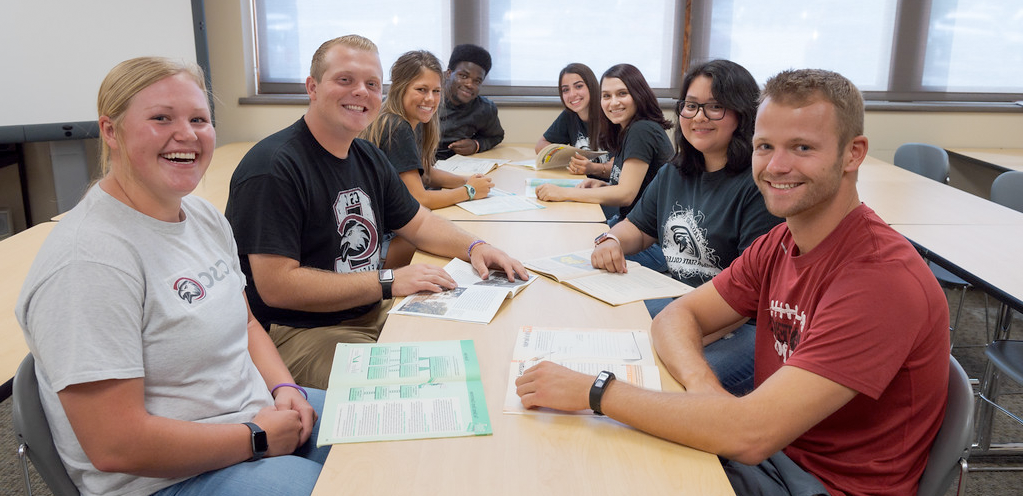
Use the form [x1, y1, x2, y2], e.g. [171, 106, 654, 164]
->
[434, 155, 505, 176]
[317, 340, 492, 446]
[504, 326, 662, 415]
[456, 195, 546, 216]
[523, 249, 694, 305]
[388, 258, 536, 324]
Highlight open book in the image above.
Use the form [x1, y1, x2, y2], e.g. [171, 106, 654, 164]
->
[524, 177, 584, 197]
[534, 143, 607, 170]
[317, 340, 492, 445]
[523, 249, 693, 306]
[434, 155, 505, 176]
[389, 258, 536, 324]
[504, 326, 662, 415]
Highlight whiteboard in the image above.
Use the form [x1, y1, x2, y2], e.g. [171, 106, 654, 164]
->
[0, 0, 203, 142]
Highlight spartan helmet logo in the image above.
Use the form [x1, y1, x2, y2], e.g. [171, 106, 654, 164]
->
[173, 277, 206, 304]
[671, 225, 701, 259]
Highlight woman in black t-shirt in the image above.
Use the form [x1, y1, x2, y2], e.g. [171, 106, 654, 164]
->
[534, 63, 608, 175]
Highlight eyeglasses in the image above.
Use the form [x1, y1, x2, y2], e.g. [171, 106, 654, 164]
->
[677, 101, 727, 121]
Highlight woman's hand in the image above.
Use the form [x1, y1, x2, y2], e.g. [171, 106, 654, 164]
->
[535, 183, 568, 202]
[577, 178, 608, 189]
[466, 174, 493, 199]
[566, 153, 592, 175]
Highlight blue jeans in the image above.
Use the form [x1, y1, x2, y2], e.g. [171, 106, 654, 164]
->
[627, 245, 668, 273]
[644, 302, 757, 397]
[154, 388, 330, 496]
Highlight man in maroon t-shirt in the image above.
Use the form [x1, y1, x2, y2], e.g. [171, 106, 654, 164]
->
[515, 69, 948, 496]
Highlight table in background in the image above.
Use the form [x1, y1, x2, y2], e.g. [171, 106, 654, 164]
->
[945, 148, 1023, 198]
[0, 222, 56, 398]
[190, 141, 256, 213]
[312, 221, 735, 496]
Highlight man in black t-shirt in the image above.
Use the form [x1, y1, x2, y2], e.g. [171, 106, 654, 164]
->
[437, 44, 504, 160]
[226, 35, 526, 389]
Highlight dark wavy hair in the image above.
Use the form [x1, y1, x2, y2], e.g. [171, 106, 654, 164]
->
[596, 64, 672, 154]
[671, 60, 759, 177]
[558, 63, 602, 148]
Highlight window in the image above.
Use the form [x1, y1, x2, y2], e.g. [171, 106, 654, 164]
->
[252, 0, 683, 97]
[252, 0, 1023, 104]
[690, 0, 1023, 102]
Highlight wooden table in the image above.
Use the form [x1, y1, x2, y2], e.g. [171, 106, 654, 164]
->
[0, 222, 57, 398]
[859, 176, 1023, 225]
[946, 148, 1023, 174]
[945, 148, 1023, 198]
[312, 221, 735, 496]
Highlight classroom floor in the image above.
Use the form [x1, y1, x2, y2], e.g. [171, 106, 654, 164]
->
[1, 288, 1021, 495]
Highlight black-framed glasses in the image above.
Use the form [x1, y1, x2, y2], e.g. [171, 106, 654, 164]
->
[677, 100, 727, 120]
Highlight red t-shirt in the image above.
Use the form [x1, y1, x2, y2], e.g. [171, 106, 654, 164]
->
[714, 204, 949, 496]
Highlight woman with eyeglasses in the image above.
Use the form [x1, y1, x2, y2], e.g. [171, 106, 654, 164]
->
[534, 63, 609, 176]
[589, 59, 781, 396]
[535, 63, 673, 223]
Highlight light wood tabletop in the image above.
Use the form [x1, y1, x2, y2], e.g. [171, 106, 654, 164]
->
[190, 141, 256, 213]
[946, 148, 1023, 173]
[312, 221, 735, 496]
[894, 223, 1023, 312]
[858, 175, 1023, 225]
[0, 222, 57, 390]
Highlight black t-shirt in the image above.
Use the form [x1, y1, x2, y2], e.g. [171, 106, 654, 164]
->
[225, 117, 420, 328]
[437, 96, 504, 160]
[609, 119, 674, 219]
[627, 164, 782, 287]
[375, 113, 423, 175]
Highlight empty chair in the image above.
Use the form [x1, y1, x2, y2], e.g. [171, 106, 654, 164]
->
[917, 355, 974, 496]
[894, 143, 970, 347]
[894, 143, 951, 183]
[12, 354, 80, 496]
[990, 170, 1023, 214]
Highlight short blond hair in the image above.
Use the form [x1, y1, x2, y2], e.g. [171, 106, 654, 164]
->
[97, 57, 207, 175]
[310, 34, 378, 82]
[761, 69, 864, 149]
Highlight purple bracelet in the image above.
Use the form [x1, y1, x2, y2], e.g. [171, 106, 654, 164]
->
[271, 382, 308, 400]
[467, 239, 487, 258]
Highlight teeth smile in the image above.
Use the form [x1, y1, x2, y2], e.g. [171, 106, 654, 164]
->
[772, 183, 798, 190]
[343, 104, 366, 112]
[162, 152, 196, 162]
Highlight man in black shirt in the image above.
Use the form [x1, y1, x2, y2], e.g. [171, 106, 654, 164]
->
[437, 44, 504, 160]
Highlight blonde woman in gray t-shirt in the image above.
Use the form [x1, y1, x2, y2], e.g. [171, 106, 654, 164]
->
[16, 57, 328, 496]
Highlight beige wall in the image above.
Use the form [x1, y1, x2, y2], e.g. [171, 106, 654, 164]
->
[206, 1, 1023, 165]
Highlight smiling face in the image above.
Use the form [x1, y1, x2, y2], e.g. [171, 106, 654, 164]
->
[560, 72, 590, 120]
[445, 61, 486, 105]
[402, 68, 442, 125]
[680, 76, 738, 169]
[600, 77, 636, 128]
[752, 97, 848, 222]
[306, 44, 383, 142]
[102, 73, 214, 205]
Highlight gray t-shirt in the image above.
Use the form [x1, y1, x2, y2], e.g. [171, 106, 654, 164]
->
[16, 186, 273, 496]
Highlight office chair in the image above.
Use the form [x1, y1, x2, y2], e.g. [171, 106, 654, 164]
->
[12, 354, 81, 496]
[893, 143, 972, 347]
[972, 171, 1023, 457]
[917, 356, 974, 496]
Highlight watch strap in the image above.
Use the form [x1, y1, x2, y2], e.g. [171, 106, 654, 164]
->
[243, 422, 268, 461]
[462, 183, 476, 200]
[589, 371, 616, 416]
[378, 269, 393, 300]
[594, 232, 620, 247]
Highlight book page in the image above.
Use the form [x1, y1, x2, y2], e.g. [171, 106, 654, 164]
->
[523, 249, 605, 282]
[318, 340, 492, 445]
[524, 177, 584, 197]
[443, 258, 536, 296]
[456, 195, 545, 216]
[388, 286, 508, 324]
[503, 327, 662, 415]
[535, 144, 606, 170]
[564, 265, 694, 306]
[434, 155, 504, 176]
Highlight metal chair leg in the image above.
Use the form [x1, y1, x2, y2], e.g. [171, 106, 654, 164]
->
[18, 443, 34, 496]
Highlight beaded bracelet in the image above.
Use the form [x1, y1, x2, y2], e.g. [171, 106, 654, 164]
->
[467, 239, 487, 258]
[271, 382, 308, 400]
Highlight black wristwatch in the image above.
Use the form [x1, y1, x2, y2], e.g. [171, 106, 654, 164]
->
[378, 269, 394, 300]
[589, 371, 616, 416]
[243, 422, 268, 461]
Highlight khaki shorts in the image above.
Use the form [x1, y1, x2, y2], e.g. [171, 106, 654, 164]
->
[268, 300, 393, 389]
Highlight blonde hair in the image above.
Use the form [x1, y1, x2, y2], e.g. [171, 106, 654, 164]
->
[97, 57, 207, 176]
[361, 50, 442, 173]
[760, 69, 864, 150]
[310, 34, 378, 82]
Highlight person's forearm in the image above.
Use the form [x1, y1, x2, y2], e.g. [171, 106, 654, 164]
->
[429, 168, 468, 189]
[246, 314, 297, 389]
[475, 120, 504, 152]
[402, 214, 477, 261]
[561, 183, 637, 206]
[412, 186, 472, 210]
[650, 302, 726, 392]
[250, 256, 382, 312]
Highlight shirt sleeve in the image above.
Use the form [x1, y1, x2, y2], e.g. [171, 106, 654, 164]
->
[226, 154, 307, 260]
[474, 98, 505, 152]
[542, 110, 572, 144]
[621, 120, 670, 166]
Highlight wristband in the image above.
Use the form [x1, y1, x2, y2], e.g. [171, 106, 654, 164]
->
[271, 382, 308, 400]
[594, 232, 620, 247]
[473, 140, 480, 154]
[468, 239, 487, 258]
[589, 371, 616, 415]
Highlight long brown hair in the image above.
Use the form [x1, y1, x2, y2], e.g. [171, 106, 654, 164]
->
[596, 64, 672, 154]
[361, 50, 442, 172]
[558, 63, 601, 148]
